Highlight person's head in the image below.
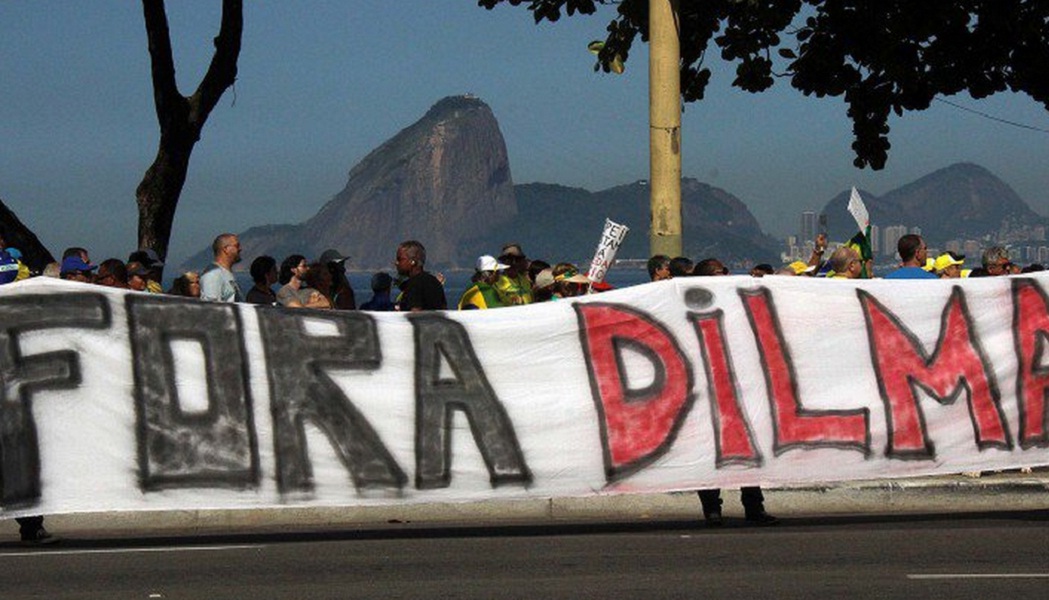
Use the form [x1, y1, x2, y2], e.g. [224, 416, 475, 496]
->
[694, 258, 729, 277]
[250, 255, 277, 286]
[94, 258, 128, 288]
[829, 246, 861, 278]
[126, 261, 150, 291]
[476, 254, 508, 285]
[302, 262, 333, 295]
[980, 245, 1010, 276]
[319, 249, 351, 288]
[532, 268, 556, 302]
[60, 255, 96, 282]
[62, 247, 90, 264]
[527, 259, 551, 284]
[897, 234, 927, 266]
[128, 248, 164, 281]
[933, 253, 964, 279]
[370, 271, 393, 294]
[1022, 263, 1046, 274]
[668, 256, 694, 278]
[395, 240, 426, 277]
[211, 233, 242, 266]
[750, 264, 774, 278]
[279, 254, 307, 285]
[499, 243, 529, 275]
[551, 263, 589, 297]
[169, 271, 201, 297]
[647, 255, 671, 281]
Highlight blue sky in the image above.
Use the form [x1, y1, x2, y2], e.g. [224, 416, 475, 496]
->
[2, 1, 1047, 267]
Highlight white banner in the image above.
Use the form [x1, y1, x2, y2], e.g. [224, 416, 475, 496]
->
[1, 275, 1048, 519]
[587, 218, 630, 283]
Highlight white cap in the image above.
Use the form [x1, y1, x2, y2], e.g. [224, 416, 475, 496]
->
[476, 255, 509, 272]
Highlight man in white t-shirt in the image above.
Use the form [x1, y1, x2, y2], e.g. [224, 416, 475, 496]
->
[199, 233, 243, 302]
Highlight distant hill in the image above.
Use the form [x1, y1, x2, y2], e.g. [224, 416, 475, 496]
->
[185, 95, 517, 270]
[486, 179, 781, 265]
[182, 95, 780, 270]
[820, 163, 1045, 246]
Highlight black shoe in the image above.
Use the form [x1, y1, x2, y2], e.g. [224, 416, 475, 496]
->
[20, 527, 61, 547]
[744, 511, 780, 526]
[704, 511, 724, 527]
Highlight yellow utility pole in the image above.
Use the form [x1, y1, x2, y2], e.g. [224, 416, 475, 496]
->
[649, 0, 682, 258]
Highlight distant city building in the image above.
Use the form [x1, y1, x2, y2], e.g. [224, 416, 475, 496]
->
[963, 240, 982, 258]
[882, 225, 908, 257]
[869, 224, 880, 254]
[909, 226, 923, 236]
[800, 211, 817, 244]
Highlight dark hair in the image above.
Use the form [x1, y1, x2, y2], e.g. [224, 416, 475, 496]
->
[62, 247, 88, 260]
[647, 255, 670, 280]
[527, 259, 550, 283]
[897, 234, 923, 262]
[668, 256, 694, 277]
[1022, 263, 1045, 273]
[751, 263, 774, 276]
[694, 258, 728, 276]
[279, 254, 305, 285]
[250, 255, 276, 284]
[371, 271, 393, 292]
[301, 262, 332, 296]
[97, 258, 127, 286]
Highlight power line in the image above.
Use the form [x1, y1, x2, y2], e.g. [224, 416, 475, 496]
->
[935, 97, 1049, 134]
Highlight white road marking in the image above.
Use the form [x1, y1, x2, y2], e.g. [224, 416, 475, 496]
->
[0, 544, 263, 558]
[907, 573, 1049, 580]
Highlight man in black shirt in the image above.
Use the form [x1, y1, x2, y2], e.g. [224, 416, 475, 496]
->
[394, 240, 446, 311]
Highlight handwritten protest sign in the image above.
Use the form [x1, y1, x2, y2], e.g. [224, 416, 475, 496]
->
[586, 218, 630, 283]
[0, 275, 1047, 519]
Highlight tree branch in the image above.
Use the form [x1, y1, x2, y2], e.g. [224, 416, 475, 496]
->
[141, 0, 182, 131]
[189, 0, 243, 133]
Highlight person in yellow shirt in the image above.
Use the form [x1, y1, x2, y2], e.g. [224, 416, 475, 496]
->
[458, 255, 509, 310]
[493, 243, 533, 306]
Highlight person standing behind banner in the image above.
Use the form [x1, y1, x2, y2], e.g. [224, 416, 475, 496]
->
[884, 234, 936, 280]
[360, 272, 396, 311]
[827, 247, 862, 279]
[199, 233, 244, 302]
[493, 243, 533, 306]
[394, 240, 446, 311]
[459, 255, 508, 310]
[647, 255, 671, 281]
[245, 255, 278, 305]
[693, 258, 778, 527]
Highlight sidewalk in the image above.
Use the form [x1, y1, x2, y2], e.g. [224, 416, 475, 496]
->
[38, 471, 1049, 538]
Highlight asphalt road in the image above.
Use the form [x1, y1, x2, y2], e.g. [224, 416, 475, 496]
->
[1, 512, 1047, 599]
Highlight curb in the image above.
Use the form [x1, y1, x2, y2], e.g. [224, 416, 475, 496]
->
[31, 473, 1049, 538]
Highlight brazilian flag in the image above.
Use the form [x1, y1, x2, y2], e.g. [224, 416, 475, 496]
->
[845, 225, 874, 279]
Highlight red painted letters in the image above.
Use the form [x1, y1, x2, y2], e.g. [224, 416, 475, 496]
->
[860, 288, 1010, 457]
[575, 303, 694, 481]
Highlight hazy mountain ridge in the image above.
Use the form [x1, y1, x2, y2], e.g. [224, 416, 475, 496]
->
[171, 96, 1043, 271]
[820, 163, 1044, 246]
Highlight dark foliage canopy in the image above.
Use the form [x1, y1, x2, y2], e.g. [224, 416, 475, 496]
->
[478, 0, 1049, 169]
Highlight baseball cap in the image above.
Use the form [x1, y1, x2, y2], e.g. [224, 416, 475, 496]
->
[787, 260, 816, 275]
[934, 253, 964, 272]
[319, 249, 349, 264]
[60, 256, 97, 275]
[476, 255, 509, 272]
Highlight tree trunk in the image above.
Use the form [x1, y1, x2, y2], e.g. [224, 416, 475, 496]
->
[136, 0, 242, 275]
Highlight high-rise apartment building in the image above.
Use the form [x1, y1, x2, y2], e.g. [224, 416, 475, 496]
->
[882, 225, 909, 257]
[800, 211, 817, 244]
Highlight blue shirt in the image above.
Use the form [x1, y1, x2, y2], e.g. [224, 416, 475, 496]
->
[884, 266, 937, 280]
